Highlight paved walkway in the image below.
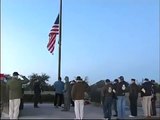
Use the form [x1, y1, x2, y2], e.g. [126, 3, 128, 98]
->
[2, 103, 160, 119]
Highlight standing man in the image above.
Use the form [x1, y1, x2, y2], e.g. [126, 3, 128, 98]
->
[53, 77, 64, 108]
[151, 80, 157, 116]
[112, 79, 118, 117]
[7, 72, 29, 119]
[61, 76, 71, 111]
[128, 79, 139, 117]
[114, 76, 127, 119]
[71, 76, 86, 119]
[33, 79, 42, 108]
[70, 80, 76, 107]
[101, 79, 113, 120]
[141, 78, 152, 118]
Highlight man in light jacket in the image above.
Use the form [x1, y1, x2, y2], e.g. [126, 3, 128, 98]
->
[62, 76, 71, 111]
[7, 72, 29, 119]
[71, 76, 86, 119]
[53, 77, 64, 108]
[141, 78, 152, 118]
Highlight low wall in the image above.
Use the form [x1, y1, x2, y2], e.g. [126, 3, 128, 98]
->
[24, 91, 55, 95]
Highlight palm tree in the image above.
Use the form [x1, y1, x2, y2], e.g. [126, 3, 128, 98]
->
[28, 73, 50, 90]
[40, 73, 50, 87]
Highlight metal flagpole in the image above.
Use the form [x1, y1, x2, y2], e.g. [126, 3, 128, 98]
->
[58, 0, 62, 80]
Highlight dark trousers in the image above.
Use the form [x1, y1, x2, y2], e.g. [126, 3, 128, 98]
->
[112, 98, 117, 115]
[54, 93, 63, 107]
[129, 96, 137, 116]
[20, 89, 24, 109]
[151, 99, 156, 115]
[19, 98, 24, 110]
[0, 101, 2, 118]
[34, 94, 41, 107]
[103, 96, 112, 120]
[71, 99, 74, 107]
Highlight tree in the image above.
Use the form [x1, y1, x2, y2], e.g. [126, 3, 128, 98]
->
[40, 73, 50, 86]
[28, 73, 50, 90]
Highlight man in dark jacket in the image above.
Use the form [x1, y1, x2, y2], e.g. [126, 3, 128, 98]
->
[33, 79, 42, 108]
[114, 76, 127, 119]
[129, 79, 139, 117]
[71, 76, 86, 119]
[112, 79, 118, 117]
[141, 78, 152, 118]
[101, 79, 113, 120]
[151, 80, 157, 116]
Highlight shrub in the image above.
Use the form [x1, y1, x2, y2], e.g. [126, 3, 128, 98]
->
[23, 94, 54, 103]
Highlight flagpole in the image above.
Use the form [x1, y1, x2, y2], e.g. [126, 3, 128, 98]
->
[58, 0, 62, 80]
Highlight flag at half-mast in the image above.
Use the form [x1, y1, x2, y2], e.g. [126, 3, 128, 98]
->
[47, 14, 59, 54]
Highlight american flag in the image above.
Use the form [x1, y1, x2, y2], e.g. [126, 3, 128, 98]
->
[47, 14, 59, 54]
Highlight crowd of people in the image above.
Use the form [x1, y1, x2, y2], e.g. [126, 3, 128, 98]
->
[101, 76, 157, 120]
[0, 72, 30, 119]
[0, 72, 88, 119]
[0, 72, 158, 120]
[53, 76, 88, 119]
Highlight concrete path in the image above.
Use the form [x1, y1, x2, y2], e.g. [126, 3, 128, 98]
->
[2, 103, 160, 119]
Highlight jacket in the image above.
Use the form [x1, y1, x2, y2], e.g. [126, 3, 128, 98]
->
[54, 80, 64, 94]
[129, 83, 139, 98]
[71, 80, 86, 100]
[101, 83, 113, 97]
[33, 82, 41, 94]
[116, 81, 127, 96]
[63, 81, 71, 97]
[7, 76, 29, 100]
[112, 82, 118, 99]
[141, 81, 152, 97]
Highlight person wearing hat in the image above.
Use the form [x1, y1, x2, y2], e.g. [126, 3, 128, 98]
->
[112, 79, 118, 117]
[114, 76, 128, 119]
[71, 76, 86, 119]
[7, 72, 29, 119]
[128, 79, 139, 117]
[101, 79, 113, 120]
[140, 78, 152, 118]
